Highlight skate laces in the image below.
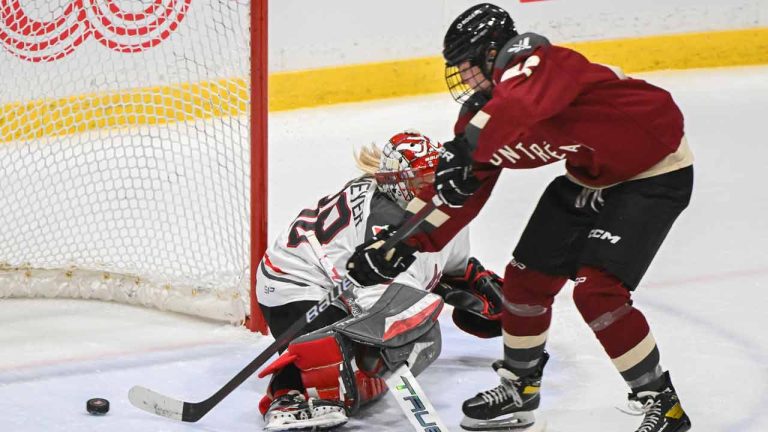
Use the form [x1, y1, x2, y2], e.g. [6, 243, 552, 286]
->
[479, 380, 523, 407]
[636, 397, 663, 432]
[617, 391, 666, 432]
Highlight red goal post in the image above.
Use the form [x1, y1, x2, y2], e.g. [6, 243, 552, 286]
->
[0, 0, 269, 334]
[250, 0, 269, 334]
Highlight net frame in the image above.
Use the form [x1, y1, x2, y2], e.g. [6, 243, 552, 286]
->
[0, 0, 269, 333]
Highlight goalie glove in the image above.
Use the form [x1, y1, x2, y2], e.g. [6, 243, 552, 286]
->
[433, 257, 503, 338]
[346, 226, 417, 287]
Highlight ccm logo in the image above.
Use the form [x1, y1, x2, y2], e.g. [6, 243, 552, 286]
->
[588, 229, 621, 244]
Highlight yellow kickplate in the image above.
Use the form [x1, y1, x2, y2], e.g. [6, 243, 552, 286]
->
[523, 385, 540, 395]
[666, 402, 685, 420]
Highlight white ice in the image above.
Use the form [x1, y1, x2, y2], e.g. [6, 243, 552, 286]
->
[1, 65, 767, 432]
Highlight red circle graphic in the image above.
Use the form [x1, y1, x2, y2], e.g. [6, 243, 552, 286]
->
[0, 0, 190, 62]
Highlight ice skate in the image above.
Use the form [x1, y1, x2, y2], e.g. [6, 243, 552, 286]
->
[626, 372, 691, 432]
[460, 353, 548, 431]
[263, 390, 348, 431]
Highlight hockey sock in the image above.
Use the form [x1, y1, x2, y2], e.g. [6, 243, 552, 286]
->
[573, 266, 664, 391]
[502, 261, 567, 377]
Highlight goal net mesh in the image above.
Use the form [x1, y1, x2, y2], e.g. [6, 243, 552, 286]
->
[0, 0, 252, 323]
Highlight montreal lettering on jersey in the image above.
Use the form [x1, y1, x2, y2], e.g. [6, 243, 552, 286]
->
[488, 141, 580, 167]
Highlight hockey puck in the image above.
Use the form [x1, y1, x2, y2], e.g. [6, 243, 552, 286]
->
[86, 398, 110, 415]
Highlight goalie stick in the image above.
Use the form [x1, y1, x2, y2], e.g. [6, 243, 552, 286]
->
[306, 231, 449, 432]
[128, 195, 445, 423]
[305, 231, 363, 317]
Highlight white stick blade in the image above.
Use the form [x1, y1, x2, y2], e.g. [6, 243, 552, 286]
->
[128, 385, 184, 420]
[385, 364, 449, 431]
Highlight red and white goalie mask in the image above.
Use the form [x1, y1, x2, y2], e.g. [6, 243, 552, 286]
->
[375, 131, 442, 208]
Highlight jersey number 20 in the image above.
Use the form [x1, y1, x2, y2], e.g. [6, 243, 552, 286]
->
[287, 191, 352, 247]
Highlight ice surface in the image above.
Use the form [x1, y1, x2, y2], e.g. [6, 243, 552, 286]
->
[1, 65, 767, 431]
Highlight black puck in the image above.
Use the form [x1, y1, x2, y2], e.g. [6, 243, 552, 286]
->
[86, 398, 110, 415]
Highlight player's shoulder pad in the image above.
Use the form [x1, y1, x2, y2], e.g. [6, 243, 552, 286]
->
[495, 32, 551, 69]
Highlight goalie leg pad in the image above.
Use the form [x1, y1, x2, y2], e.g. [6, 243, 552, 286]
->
[289, 332, 348, 401]
[260, 324, 387, 414]
[355, 370, 388, 404]
[259, 284, 443, 415]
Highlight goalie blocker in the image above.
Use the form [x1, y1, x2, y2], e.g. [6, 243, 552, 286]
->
[259, 284, 444, 415]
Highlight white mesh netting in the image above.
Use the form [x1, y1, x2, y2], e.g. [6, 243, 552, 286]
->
[0, 0, 252, 323]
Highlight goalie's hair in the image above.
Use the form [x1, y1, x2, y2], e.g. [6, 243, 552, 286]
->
[355, 143, 381, 175]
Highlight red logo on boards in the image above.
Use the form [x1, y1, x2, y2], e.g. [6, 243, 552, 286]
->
[0, 0, 190, 62]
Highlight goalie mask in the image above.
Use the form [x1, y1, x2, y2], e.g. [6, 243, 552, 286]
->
[375, 131, 442, 208]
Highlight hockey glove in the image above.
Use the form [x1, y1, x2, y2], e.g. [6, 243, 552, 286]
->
[435, 136, 481, 208]
[346, 226, 417, 287]
[433, 257, 503, 338]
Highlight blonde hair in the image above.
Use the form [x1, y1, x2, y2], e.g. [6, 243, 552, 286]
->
[354, 143, 382, 175]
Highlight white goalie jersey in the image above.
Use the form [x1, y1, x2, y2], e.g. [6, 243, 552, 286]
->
[256, 176, 470, 311]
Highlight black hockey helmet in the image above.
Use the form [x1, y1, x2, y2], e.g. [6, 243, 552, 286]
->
[443, 3, 517, 105]
[443, 3, 517, 67]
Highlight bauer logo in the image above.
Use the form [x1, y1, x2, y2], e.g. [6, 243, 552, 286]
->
[395, 376, 442, 432]
[588, 229, 621, 244]
[306, 278, 355, 321]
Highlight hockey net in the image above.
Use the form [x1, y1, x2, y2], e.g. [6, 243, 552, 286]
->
[0, 0, 268, 331]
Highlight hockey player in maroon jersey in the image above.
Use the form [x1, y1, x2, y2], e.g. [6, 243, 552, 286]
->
[256, 130, 504, 431]
[346, 4, 693, 432]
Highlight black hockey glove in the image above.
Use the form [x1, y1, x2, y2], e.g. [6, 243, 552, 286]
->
[433, 257, 503, 338]
[346, 226, 418, 287]
[435, 136, 481, 208]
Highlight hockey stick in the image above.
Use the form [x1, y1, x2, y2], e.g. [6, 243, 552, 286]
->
[128, 195, 443, 423]
[385, 365, 450, 432]
[305, 231, 363, 317]
[306, 231, 450, 431]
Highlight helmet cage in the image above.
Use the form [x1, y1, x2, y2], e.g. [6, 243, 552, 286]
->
[374, 167, 436, 204]
[442, 3, 515, 104]
[375, 132, 441, 207]
[445, 41, 500, 104]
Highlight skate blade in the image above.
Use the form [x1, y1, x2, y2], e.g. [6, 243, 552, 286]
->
[460, 411, 547, 431]
[264, 412, 348, 431]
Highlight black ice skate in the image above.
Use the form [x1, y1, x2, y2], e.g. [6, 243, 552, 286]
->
[460, 352, 549, 431]
[627, 372, 691, 432]
[263, 390, 347, 431]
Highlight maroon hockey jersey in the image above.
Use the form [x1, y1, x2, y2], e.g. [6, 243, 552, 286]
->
[409, 33, 688, 253]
